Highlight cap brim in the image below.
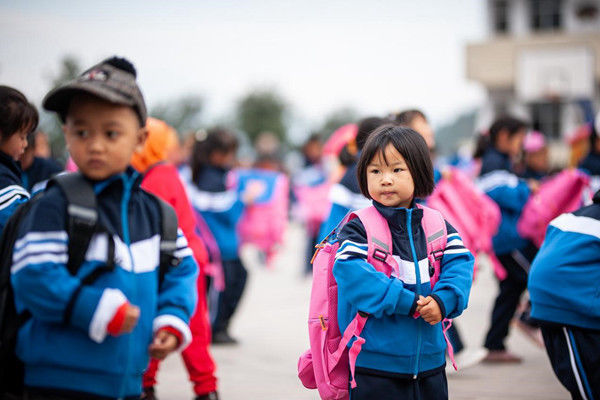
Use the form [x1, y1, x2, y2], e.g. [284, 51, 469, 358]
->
[43, 81, 137, 119]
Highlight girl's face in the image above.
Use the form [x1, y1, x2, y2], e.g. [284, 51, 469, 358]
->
[209, 149, 236, 169]
[497, 128, 526, 158]
[367, 143, 414, 208]
[0, 128, 28, 161]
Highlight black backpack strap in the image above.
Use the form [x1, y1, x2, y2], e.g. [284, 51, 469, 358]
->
[151, 195, 180, 287]
[48, 173, 98, 276]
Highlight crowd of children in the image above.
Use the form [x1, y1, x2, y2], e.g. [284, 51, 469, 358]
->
[1, 54, 599, 400]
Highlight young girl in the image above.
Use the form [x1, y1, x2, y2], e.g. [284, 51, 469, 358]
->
[180, 128, 247, 345]
[333, 125, 474, 399]
[0, 85, 38, 231]
[475, 116, 538, 362]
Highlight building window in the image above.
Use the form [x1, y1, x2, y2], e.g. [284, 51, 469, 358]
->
[494, 0, 510, 33]
[529, 0, 563, 31]
[531, 102, 561, 139]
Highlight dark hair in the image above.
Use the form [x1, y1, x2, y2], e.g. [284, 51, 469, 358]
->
[357, 124, 434, 200]
[392, 109, 427, 126]
[190, 127, 238, 183]
[473, 115, 528, 158]
[356, 116, 388, 151]
[0, 86, 39, 142]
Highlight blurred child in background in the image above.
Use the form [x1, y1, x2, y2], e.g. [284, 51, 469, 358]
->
[132, 118, 219, 400]
[0, 85, 38, 231]
[318, 116, 387, 240]
[476, 116, 537, 363]
[182, 128, 249, 345]
[519, 131, 549, 181]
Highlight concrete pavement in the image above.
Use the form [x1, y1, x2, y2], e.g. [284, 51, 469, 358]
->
[156, 223, 569, 400]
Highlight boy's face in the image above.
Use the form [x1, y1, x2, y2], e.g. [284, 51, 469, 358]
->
[0, 128, 28, 161]
[64, 94, 146, 181]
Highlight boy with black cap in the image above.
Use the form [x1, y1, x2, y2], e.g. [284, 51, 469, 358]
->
[10, 57, 198, 399]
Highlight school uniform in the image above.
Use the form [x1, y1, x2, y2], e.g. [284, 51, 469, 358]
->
[528, 192, 600, 400]
[180, 165, 247, 338]
[476, 148, 535, 351]
[21, 156, 63, 193]
[0, 150, 29, 232]
[11, 167, 198, 398]
[333, 201, 474, 399]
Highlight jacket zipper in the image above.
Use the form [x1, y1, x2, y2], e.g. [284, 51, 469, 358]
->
[117, 173, 136, 399]
[406, 209, 422, 379]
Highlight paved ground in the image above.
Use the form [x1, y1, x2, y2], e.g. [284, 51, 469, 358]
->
[156, 223, 569, 400]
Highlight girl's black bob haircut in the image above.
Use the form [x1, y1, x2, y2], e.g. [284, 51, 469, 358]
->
[357, 124, 434, 200]
[0, 85, 39, 142]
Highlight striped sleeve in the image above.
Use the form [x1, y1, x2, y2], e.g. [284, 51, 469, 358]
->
[0, 184, 30, 230]
[174, 228, 194, 259]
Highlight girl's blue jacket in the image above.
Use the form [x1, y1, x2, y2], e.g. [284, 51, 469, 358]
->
[477, 148, 531, 255]
[180, 165, 244, 261]
[0, 150, 29, 231]
[333, 201, 474, 377]
[11, 168, 198, 398]
[529, 191, 600, 330]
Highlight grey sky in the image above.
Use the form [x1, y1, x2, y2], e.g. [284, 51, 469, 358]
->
[0, 0, 487, 141]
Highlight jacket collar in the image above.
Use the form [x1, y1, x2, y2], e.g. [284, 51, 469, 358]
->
[0, 150, 22, 178]
[91, 166, 142, 195]
[372, 200, 423, 231]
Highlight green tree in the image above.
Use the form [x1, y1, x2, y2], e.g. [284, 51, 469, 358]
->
[314, 106, 359, 139]
[235, 88, 287, 144]
[150, 95, 203, 136]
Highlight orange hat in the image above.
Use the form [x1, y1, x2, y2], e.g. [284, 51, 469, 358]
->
[131, 117, 179, 172]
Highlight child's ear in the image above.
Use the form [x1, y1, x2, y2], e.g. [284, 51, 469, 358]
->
[135, 126, 148, 152]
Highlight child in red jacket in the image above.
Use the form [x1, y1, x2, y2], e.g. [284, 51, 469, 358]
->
[132, 117, 218, 400]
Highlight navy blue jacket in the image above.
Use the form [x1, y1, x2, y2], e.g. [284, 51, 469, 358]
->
[333, 201, 474, 377]
[318, 162, 371, 241]
[529, 191, 600, 330]
[477, 148, 531, 255]
[22, 156, 63, 193]
[578, 152, 600, 176]
[11, 167, 198, 398]
[0, 150, 29, 232]
[180, 165, 244, 261]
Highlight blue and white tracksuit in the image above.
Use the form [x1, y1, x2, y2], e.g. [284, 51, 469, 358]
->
[179, 164, 246, 335]
[477, 147, 535, 351]
[528, 192, 600, 400]
[11, 168, 198, 398]
[477, 148, 531, 256]
[179, 165, 243, 262]
[318, 163, 371, 242]
[333, 201, 474, 378]
[0, 150, 29, 232]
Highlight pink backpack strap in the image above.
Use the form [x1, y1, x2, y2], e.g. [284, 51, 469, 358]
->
[417, 204, 457, 370]
[417, 204, 447, 288]
[353, 206, 399, 276]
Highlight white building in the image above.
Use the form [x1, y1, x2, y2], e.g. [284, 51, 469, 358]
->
[467, 0, 600, 143]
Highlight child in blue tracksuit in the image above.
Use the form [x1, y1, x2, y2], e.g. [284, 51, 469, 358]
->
[0, 86, 38, 231]
[333, 125, 474, 399]
[11, 57, 198, 399]
[318, 116, 387, 241]
[528, 191, 600, 400]
[475, 116, 538, 362]
[181, 128, 247, 345]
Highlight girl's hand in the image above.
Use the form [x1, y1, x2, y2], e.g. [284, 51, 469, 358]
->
[148, 329, 179, 360]
[416, 296, 442, 325]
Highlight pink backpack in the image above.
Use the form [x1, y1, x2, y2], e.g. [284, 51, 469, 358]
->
[297, 204, 454, 400]
[517, 169, 589, 248]
[293, 182, 332, 237]
[427, 168, 501, 278]
[233, 169, 289, 268]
